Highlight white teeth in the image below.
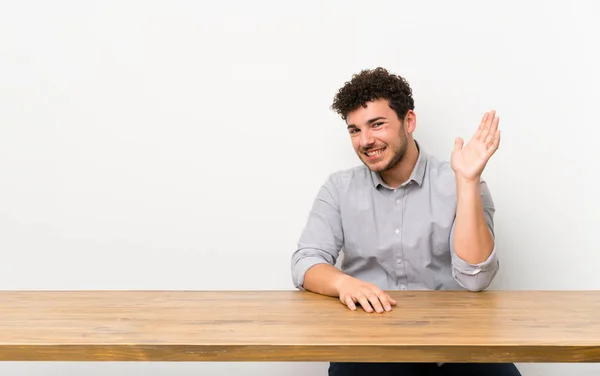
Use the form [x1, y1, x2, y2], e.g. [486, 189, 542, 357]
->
[366, 148, 384, 156]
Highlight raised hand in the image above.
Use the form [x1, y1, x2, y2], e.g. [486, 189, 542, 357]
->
[451, 110, 501, 182]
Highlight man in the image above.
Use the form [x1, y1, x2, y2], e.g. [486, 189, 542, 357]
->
[290, 67, 521, 376]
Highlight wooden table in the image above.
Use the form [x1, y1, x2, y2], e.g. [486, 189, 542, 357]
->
[0, 290, 599, 362]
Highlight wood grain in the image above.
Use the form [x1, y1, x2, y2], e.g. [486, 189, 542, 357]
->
[0, 290, 599, 362]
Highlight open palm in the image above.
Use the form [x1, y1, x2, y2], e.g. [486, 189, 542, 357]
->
[451, 110, 501, 181]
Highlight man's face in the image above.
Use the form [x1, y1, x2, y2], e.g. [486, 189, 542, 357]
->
[346, 99, 409, 173]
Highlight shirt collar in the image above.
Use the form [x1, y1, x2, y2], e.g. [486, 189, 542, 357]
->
[370, 140, 428, 189]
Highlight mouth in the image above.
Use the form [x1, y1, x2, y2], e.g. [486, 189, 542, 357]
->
[363, 147, 386, 161]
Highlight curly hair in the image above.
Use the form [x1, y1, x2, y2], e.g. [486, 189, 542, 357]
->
[331, 67, 415, 121]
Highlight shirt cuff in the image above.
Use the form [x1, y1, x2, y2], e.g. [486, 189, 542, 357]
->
[292, 255, 331, 290]
[451, 242, 498, 276]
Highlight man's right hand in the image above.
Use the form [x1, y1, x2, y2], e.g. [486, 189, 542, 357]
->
[335, 275, 397, 313]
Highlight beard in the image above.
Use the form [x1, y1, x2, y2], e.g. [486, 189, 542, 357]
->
[380, 136, 408, 172]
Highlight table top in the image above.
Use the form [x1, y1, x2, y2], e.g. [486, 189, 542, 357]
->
[0, 290, 599, 362]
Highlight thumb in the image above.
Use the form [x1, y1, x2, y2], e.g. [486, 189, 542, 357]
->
[454, 137, 464, 152]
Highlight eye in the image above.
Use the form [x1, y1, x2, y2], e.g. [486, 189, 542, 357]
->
[373, 122, 384, 128]
[348, 128, 359, 134]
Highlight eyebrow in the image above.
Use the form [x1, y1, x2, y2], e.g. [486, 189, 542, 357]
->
[347, 116, 387, 129]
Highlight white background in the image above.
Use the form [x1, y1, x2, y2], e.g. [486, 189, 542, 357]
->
[1, 1, 599, 375]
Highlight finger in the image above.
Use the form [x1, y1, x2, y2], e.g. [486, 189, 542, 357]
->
[490, 129, 500, 152]
[356, 293, 374, 313]
[487, 109, 496, 125]
[344, 295, 357, 311]
[387, 294, 398, 306]
[484, 130, 501, 158]
[483, 110, 496, 141]
[453, 137, 464, 153]
[376, 291, 392, 312]
[474, 112, 488, 141]
[367, 292, 385, 313]
[485, 114, 499, 148]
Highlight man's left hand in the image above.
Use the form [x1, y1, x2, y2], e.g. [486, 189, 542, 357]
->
[451, 110, 501, 182]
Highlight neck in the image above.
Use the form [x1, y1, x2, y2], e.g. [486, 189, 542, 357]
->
[380, 139, 419, 188]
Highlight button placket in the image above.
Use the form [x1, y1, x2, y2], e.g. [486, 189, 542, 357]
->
[395, 186, 408, 289]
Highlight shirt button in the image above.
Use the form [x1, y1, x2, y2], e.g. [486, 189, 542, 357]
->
[396, 199, 401, 204]
[396, 258, 402, 264]
[395, 229, 400, 234]
[400, 284, 406, 290]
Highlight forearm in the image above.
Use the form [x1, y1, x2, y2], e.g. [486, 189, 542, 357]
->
[453, 178, 494, 264]
[303, 263, 349, 297]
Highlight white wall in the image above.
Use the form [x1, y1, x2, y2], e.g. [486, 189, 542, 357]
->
[1, 0, 598, 375]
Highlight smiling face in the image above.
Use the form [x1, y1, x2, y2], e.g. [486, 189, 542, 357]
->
[346, 99, 413, 173]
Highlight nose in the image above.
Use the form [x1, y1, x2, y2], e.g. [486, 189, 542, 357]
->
[359, 129, 375, 149]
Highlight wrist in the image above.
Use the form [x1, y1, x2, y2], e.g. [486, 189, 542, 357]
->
[455, 174, 481, 187]
[333, 273, 352, 295]
[455, 176, 481, 198]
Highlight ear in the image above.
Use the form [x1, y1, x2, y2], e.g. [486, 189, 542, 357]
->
[403, 110, 417, 134]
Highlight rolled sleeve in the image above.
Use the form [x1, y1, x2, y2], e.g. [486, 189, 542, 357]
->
[451, 237, 499, 291]
[291, 256, 332, 291]
[450, 180, 499, 292]
[291, 174, 344, 290]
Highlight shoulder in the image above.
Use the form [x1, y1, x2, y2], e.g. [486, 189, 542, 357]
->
[325, 165, 372, 191]
[422, 153, 457, 193]
[425, 154, 453, 178]
[422, 153, 494, 207]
